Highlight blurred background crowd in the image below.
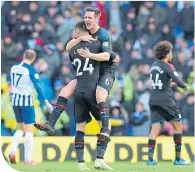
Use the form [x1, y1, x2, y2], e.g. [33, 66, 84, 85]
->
[1, 1, 194, 136]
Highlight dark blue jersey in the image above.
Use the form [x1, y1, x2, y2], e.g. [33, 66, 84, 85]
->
[69, 39, 102, 93]
[91, 27, 114, 73]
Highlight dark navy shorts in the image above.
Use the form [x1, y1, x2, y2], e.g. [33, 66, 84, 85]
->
[150, 103, 182, 124]
[98, 71, 115, 94]
[74, 92, 100, 124]
[13, 106, 35, 124]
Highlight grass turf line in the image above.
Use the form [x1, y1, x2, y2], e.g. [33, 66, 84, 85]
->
[8, 161, 194, 172]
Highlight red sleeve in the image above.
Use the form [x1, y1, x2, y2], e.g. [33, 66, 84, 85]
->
[167, 63, 176, 70]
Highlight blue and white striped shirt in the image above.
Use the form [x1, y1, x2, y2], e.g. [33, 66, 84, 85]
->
[10, 62, 46, 106]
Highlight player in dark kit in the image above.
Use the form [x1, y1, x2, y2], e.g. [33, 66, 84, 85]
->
[66, 7, 119, 138]
[34, 7, 119, 145]
[146, 41, 191, 165]
[70, 21, 114, 170]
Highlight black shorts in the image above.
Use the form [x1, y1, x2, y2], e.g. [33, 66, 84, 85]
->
[150, 102, 182, 124]
[98, 70, 115, 94]
[74, 92, 100, 124]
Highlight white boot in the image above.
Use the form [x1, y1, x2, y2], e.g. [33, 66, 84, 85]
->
[78, 162, 90, 171]
[94, 159, 114, 170]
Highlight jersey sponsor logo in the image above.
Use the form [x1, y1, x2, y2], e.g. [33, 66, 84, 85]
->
[34, 73, 39, 79]
[174, 71, 179, 76]
[103, 41, 109, 47]
[105, 78, 109, 85]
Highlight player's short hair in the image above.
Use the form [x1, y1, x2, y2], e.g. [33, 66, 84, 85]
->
[85, 7, 101, 18]
[154, 41, 173, 60]
[75, 20, 88, 32]
[24, 49, 36, 61]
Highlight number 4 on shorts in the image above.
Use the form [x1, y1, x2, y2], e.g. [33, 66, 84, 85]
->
[105, 78, 109, 85]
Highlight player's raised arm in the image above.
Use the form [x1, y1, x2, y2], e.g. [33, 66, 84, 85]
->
[165, 63, 187, 89]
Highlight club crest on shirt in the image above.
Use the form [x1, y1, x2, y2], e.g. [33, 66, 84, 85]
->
[103, 42, 109, 47]
[34, 73, 39, 79]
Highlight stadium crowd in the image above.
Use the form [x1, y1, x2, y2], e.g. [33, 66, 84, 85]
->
[1, 1, 194, 136]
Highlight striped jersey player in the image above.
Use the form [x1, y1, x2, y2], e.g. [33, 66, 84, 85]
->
[9, 49, 52, 165]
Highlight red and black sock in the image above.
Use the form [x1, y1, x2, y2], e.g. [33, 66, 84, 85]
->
[148, 139, 156, 161]
[75, 131, 85, 163]
[173, 133, 182, 161]
[96, 135, 108, 159]
[98, 102, 110, 131]
[49, 96, 67, 127]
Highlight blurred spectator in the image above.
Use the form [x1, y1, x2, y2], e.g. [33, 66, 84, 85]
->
[144, 22, 161, 47]
[136, 5, 150, 30]
[161, 24, 175, 44]
[122, 22, 137, 44]
[151, 2, 167, 26]
[165, 1, 180, 30]
[173, 52, 191, 81]
[180, 1, 194, 40]
[15, 13, 33, 46]
[130, 102, 149, 136]
[182, 94, 194, 136]
[110, 101, 128, 136]
[32, 21, 56, 45]
[2, 1, 24, 34]
[109, 25, 124, 54]
[108, 2, 122, 34]
[125, 8, 137, 28]
[45, 4, 58, 28]
[1, 35, 23, 74]
[96, 1, 107, 28]
[43, 44, 61, 79]
[28, 2, 39, 25]
[56, 8, 75, 44]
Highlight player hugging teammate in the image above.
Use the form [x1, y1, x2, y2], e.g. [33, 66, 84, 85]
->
[35, 7, 119, 170]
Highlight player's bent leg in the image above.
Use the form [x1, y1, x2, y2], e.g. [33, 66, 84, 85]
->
[96, 86, 110, 136]
[9, 122, 25, 164]
[34, 79, 77, 135]
[171, 120, 190, 165]
[147, 123, 161, 165]
[75, 123, 90, 171]
[23, 124, 38, 165]
[59, 79, 77, 98]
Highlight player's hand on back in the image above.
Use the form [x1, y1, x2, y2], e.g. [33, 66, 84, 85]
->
[170, 82, 177, 87]
[80, 35, 96, 43]
[44, 100, 53, 113]
[78, 48, 92, 58]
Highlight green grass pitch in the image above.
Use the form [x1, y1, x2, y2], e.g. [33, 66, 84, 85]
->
[8, 161, 194, 172]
